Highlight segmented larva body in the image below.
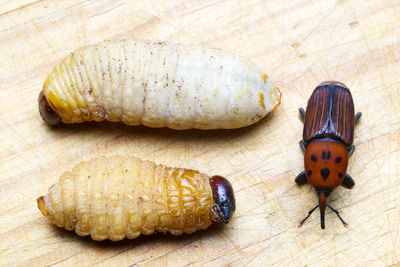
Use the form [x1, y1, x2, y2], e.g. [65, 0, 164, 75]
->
[39, 39, 281, 129]
[37, 156, 235, 241]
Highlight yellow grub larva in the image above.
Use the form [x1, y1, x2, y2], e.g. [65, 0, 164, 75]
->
[37, 156, 235, 241]
[38, 39, 281, 129]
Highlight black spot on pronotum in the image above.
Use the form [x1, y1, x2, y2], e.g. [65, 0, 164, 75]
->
[311, 155, 317, 162]
[320, 168, 330, 180]
[338, 173, 344, 178]
[335, 157, 342, 163]
[322, 151, 326, 160]
[327, 151, 331, 160]
[307, 170, 312, 176]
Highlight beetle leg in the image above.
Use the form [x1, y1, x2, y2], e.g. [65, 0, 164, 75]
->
[295, 171, 308, 185]
[355, 112, 362, 124]
[341, 173, 355, 189]
[327, 205, 348, 228]
[299, 140, 307, 151]
[299, 108, 305, 121]
[348, 145, 355, 156]
[297, 205, 319, 227]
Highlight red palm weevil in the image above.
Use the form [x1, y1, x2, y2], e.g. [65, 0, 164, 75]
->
[295, 81, 362, 229]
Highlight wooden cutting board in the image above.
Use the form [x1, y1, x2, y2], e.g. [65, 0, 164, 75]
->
[1, 0, 399, 266]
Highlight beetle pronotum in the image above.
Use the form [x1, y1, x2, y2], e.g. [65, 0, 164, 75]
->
[38, 39, 281, 129]
[295, 81, 362, 229]
[37, 156, 235, 241]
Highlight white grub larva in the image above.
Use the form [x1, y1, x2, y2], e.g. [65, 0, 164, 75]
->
[37, 156, 235, 241]
[39, 39, 281, 129]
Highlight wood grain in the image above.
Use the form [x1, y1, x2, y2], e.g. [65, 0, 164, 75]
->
[1, 0, 399, 266]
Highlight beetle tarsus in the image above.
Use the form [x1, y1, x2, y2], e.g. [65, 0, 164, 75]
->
[299, 140, 307, 151]
[299, 107, 305, 120]
[341, 173, 355, 189]
[298, 205, 319, 227]
[327, 205, 348, 228]
[295, 171, 307, 185]
[355, 112, 362, 124]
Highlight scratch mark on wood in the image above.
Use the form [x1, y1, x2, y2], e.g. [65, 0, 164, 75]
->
[89, 244, 139, 266]
[89, 2, 125, 19]
[46, 252, 80, 267]
[0, 0, 45, 17]
[201, 232, 283, 265]
[127, 241, 194, 266]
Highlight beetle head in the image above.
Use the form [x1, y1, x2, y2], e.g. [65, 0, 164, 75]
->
[38, 90, 61, 126]
[209, 175, 235, 224]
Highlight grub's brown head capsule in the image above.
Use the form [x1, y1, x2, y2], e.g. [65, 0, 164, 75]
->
[38, 90, 61, 126]
[295, 81, 362, 229]
[37, 156, 235, 241]
[209, 175, 236, 224]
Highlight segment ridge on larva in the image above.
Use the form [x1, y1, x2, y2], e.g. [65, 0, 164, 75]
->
[39, 39, 281, 129]
[37, 156, 235, 241]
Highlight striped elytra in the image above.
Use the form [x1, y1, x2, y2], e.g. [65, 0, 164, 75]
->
[295, 81, 361, 229]
[303, 82, 355, 145]
[303, 84, 354, 145]
[37, 156, 235, 241]
[39, 39, 281, 129]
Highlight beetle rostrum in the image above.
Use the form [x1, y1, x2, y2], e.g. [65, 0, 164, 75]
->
[209, 175, 236, 224]
[295, 81, 362, 229]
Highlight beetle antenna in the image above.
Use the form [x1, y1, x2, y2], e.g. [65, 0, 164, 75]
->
[327, 205, 348, 228]
[297, 205, 319, 227]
